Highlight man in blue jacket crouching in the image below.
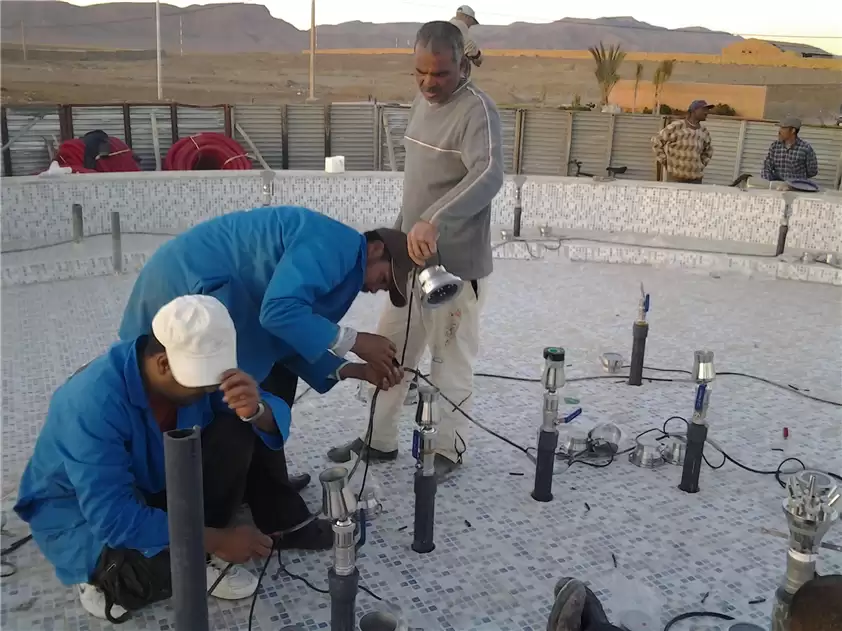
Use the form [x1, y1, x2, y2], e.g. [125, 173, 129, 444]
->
[16, 295, 331, 622]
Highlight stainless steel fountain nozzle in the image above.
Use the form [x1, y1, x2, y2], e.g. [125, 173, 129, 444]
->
[320, 466, 352, 522]
[542, 347, 566, 392]
[783, 470, 840, 552]
[692, 350, 716, 383]
[415, 385, 440, 428]
[417, 266, 463, 309]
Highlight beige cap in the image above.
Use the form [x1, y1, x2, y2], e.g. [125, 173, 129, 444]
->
[779, 116, 802, 130]
[456, 5, 478, 23]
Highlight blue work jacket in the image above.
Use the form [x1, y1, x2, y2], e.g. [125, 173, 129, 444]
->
[119, 206, 367, 391]
[14, 338, 289, 585]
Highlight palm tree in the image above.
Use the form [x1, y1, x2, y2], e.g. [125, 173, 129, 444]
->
[632, 62, 644, 113]
[588, 42, 626, 107]
[652, 59, 675, 115]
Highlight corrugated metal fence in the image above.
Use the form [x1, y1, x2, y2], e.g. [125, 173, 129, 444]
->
[2, 103, 841, 189]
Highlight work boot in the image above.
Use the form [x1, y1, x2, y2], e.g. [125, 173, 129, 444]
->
[434, 454, 461, 483]
[548, 578, 587, 631]
[327, 438, 398, 464]
[288, 473, 311, 492]
[278, 518, 333, 551]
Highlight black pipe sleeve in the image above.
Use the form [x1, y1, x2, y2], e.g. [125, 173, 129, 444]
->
[775, 224, 788, 257]
[628, 321, 648, 386]
[513, 206, 522, 237]
[532, 429, 558, 502]
[679, 422, 708, 494]
[411, 470, 437, 554]
[328, 567, 359, 631]
[164, 428, 210, 631]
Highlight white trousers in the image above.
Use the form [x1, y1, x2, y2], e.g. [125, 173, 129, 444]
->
[360, 276, 489, 462]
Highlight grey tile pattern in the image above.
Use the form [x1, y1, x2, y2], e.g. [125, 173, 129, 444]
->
[787, 197, 842, 253]
[2, 173, 787, 250]
[2, 260, 841, 631]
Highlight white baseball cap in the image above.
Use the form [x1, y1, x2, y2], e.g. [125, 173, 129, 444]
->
[456, 5, 478, 22]
[151, 295, 238, 388]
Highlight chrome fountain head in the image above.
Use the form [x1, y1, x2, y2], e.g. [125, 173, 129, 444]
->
[500, 229, 512, 241]
[320, 466, 352, 522]
[415, 385, 440, 428]
[539, 225, 553, 237]
[692, 350, 716, 383]
[542, 347, 565, 392]
[783, 470, 840, 553]
[417, 265, 463, 309]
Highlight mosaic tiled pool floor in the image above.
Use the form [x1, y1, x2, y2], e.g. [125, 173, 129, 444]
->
[2, 259, 841, 631]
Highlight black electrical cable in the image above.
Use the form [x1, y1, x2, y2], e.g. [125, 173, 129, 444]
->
[663, 611, 735, 631]
[476, 367, 841, 407]
[1, 534, 32, 556]
[0, 533, 33, 578]
[274, 547, 383, 602]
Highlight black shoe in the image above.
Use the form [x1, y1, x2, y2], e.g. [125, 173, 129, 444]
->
[288, 473, 311, 492]
[278, 518, 333, 551]
[326, 438, 398, 464]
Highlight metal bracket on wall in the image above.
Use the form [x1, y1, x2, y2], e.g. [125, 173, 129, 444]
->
[382, 112, 398, 172]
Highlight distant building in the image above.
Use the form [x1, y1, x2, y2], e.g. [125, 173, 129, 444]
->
[722, 38, 834, 60]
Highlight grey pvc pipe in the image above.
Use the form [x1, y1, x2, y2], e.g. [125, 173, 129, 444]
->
[72, 204, 83, 243]
[110, 211, 122, 273]
[164, 427, 209, 631]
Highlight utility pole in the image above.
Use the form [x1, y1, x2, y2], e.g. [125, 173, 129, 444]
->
[179, 15, 183, 57]
[155, 0, 163, 100]
[306, 0, 317, 102]
[21, 21, 27, 61]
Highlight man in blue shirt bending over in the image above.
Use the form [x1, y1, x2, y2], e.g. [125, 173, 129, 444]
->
[119, 206, 410, 494]
[16, 295, 339, 622]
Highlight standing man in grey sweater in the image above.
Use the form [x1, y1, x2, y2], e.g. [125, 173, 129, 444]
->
[328, 20, 504, 480]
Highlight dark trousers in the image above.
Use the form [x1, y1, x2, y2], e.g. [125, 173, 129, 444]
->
[91, 363, 306, 620]
[666, 174, 703, 184]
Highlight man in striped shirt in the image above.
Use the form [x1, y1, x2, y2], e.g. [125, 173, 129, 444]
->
[652, 100, 714, 184]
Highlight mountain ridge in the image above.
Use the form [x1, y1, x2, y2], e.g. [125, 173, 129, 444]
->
[0, 2, 741, 54]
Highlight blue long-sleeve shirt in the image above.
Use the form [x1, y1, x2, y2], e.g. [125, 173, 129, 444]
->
[119, 206, 367, 392]
[14, 338, 290, 586]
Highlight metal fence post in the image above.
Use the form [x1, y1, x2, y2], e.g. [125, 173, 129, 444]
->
[111, 211, 122, 274]
[72, 204, 83, 243]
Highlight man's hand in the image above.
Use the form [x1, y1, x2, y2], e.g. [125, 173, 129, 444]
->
[339, 362, 404, 391]
[208, 525, 273, 564]
[352, 332, 397, 376]
[219, 369, 260, 418]
[407, 220, 438, 266]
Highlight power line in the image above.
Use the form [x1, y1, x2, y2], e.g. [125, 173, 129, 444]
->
[1, 2, 839, 41]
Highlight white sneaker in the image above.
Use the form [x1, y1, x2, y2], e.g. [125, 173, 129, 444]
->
[77, 583, 128, 620]
[206, 556, 259, 600]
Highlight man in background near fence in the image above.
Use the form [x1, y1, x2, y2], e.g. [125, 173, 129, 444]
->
[651, 99, 714, 184]
[450, 5, 483, 78]
[761, 116, 819, 184]
[328, 20, 504, 482]
[15, 296, 307, 621]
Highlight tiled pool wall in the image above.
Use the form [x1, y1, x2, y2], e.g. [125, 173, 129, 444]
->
[2, 171, 841, 286]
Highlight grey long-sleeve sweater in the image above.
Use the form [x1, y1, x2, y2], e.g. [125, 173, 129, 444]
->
[396, 81, 503, 281]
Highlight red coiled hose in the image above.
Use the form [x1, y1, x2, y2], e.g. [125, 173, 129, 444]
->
[164, 133, 252, 171]
[54, 138, 140, 174]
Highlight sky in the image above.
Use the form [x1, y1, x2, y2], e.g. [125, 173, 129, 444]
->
[66, 1, 842, 54]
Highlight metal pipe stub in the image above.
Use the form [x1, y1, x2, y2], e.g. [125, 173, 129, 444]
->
[163, 427, 210, 631]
